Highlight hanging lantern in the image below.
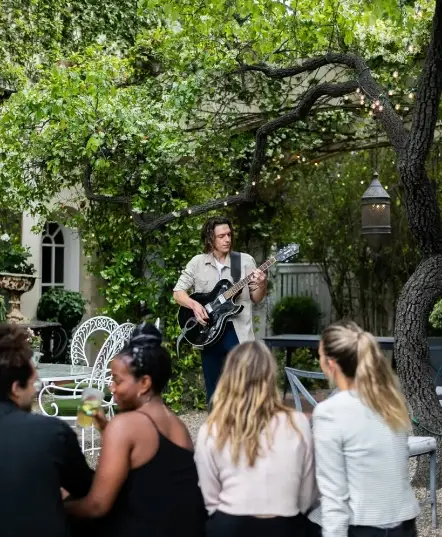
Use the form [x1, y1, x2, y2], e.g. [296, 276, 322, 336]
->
[361, 172, 391, 249]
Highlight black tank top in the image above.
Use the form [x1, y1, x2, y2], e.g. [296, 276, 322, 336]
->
[101, 412, 206, 537]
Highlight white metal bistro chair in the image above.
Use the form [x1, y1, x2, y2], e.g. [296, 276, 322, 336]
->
[70, 316, 119, 367]
[38, 323, 136, 454]
[285, 367, 438, 528]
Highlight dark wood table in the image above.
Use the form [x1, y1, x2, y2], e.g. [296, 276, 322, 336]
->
[263, 334, 395, 397]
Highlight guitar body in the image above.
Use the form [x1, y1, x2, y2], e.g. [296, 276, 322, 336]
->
[178, 279, 243, 348]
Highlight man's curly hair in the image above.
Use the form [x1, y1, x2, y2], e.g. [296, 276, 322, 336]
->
[0, 324, 33, 400]
[201, 216, 234, 254]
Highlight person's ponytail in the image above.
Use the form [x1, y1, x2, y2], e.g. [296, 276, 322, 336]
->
[355, 332, 410, 432]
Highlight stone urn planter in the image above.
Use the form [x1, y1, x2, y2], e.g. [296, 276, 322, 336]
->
[0, 273, 37, 323]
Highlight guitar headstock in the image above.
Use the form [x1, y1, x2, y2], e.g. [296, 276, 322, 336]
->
[274, 243, 300, 262]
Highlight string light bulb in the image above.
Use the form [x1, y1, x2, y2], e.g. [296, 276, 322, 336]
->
[408, 92, 414, 99]
[356, 88, 361, 94]
[388, 90, 394, 96]
[395, 104, 401, 110]
[393, 71, 399, 79]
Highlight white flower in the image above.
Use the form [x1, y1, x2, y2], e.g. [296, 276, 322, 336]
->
[0, 233, 10, 241]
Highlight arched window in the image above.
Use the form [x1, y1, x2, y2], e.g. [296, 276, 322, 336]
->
[41, 222, 65, 294]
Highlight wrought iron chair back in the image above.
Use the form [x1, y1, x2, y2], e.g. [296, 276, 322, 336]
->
[70, 316, 119, 367]
[91, 322, 136, 392]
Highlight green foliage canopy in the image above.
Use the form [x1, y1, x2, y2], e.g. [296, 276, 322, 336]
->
[0, 0, 438, 407]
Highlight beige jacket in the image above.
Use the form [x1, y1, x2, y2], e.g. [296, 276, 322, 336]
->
[173, 252, 257, 343]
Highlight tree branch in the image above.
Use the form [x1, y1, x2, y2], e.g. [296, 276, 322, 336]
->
[238, 52, 409, 153]
[131, 188, 254, 232]
[236, 57, 333, 78]
[0, 87, 16, 102]
[248, 80, 359, 183]
[82, 160, 255, 233]
[82, 163, 131, 204]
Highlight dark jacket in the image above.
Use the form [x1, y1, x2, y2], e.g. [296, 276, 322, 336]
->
[0, 400, 93, 537]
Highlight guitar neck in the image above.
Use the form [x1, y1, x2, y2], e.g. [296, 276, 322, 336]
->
[223, 257, 276, 300]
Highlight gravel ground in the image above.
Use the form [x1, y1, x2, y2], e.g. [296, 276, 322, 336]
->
[58, 409, 442, 534]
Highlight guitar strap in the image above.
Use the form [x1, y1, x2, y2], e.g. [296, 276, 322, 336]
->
[230, 251, 241, 284]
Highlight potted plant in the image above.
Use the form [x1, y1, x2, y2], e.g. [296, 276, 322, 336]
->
[0, 233, 36, 323]
[37, 288, 87, 363]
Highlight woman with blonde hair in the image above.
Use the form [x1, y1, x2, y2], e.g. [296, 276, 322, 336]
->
[307, 321, 419, 537]
[195, 340, 317, 537]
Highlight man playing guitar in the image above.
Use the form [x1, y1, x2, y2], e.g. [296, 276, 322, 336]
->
[173, 216, 267, 403]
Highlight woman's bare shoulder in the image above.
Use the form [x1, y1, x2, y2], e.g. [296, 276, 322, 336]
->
[105, 410, 157, 437]
[167, 413, 194, 449]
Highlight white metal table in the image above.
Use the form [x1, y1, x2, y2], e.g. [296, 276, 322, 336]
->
[37, 363, 93, 383]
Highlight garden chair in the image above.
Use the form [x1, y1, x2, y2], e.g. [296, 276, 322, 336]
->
[285, 367, 438, 529]
[38, 323, 136, 454]
[70, 316, 119, 367]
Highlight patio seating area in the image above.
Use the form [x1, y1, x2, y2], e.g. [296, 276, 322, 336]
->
[36, 316, 148, 453]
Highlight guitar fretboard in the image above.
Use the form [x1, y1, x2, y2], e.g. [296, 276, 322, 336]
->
[223, 257, 276, 300]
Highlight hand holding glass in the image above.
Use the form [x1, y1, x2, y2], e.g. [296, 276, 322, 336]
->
[77, 387, 104, 428]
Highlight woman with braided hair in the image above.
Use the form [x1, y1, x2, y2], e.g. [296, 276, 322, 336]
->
[66, 323, 206, 537]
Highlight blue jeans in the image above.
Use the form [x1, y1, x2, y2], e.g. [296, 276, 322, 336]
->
[201, 322, 239, 404]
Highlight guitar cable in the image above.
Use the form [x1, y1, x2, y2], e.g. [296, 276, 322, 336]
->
[176, 317, 202, 359]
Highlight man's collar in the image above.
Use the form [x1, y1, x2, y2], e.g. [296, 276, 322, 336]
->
[204, 252, 231, 268]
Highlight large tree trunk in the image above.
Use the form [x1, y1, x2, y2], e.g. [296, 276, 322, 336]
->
[395, 255, 442, 484]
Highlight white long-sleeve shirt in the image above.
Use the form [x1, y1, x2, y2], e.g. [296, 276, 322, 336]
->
[308, 390, 420, 537]
[194, 411, 317, 516]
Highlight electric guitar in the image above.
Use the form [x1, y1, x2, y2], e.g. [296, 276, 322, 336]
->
[177, 243, 299, 348]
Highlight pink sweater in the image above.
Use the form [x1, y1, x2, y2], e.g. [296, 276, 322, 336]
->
[194, 411, 317, 516]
